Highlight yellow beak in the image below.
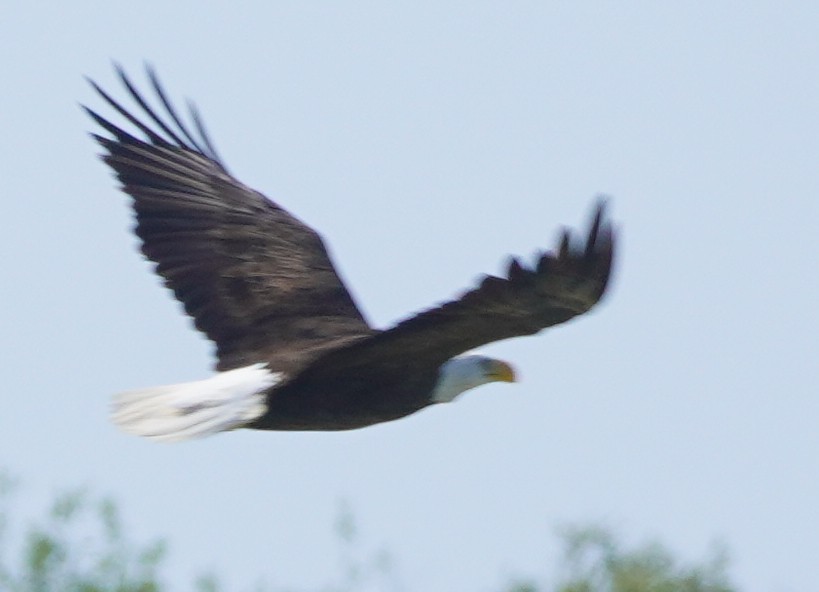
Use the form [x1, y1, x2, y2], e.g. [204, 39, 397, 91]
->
[490, 360, 517, 383]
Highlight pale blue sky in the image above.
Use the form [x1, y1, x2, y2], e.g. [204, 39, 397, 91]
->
[1, 3, 817, 591]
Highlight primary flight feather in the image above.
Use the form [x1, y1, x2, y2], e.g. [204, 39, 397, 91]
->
[86, 65, 616, 442]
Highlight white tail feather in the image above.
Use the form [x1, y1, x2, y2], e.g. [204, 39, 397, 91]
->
[111, 363, 279, 442]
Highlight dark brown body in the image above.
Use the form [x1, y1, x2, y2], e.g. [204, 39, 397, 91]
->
[253, 363, 440, 430]
[251, 337, 452, 429]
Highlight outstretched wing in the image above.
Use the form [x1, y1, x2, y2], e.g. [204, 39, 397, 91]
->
[310, 201, 615, 372]
[85, 65, 373, 373]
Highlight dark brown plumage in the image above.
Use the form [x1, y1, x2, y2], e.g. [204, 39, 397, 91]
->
[87, 66, 616, 438]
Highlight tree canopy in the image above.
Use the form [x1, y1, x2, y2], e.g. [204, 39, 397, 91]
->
[0, 474, 738, 592]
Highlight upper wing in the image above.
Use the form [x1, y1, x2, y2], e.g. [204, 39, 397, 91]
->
[308, 201, 615, 372]
[85, 65, 373, 372]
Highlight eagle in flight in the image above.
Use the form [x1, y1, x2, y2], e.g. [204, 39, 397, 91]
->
[85, 66, 616, 442]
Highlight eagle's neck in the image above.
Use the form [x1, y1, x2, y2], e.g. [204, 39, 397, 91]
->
[429, 356, 491, 403]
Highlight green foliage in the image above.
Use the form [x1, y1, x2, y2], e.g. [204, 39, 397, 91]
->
[546, 525, 736, 592]
[324, 499, 397, 592]
[0, 472, 738, 592]
[0, 478, 167, 592]
[506, 582, 539, 592]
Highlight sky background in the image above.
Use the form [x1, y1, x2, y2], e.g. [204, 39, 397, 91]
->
[1, 2, 818, 591]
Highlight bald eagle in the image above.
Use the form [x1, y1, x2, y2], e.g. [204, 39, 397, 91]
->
[85, 66, 616, 442]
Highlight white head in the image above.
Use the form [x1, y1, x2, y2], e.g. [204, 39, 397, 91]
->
[429, 354, 517, 404]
